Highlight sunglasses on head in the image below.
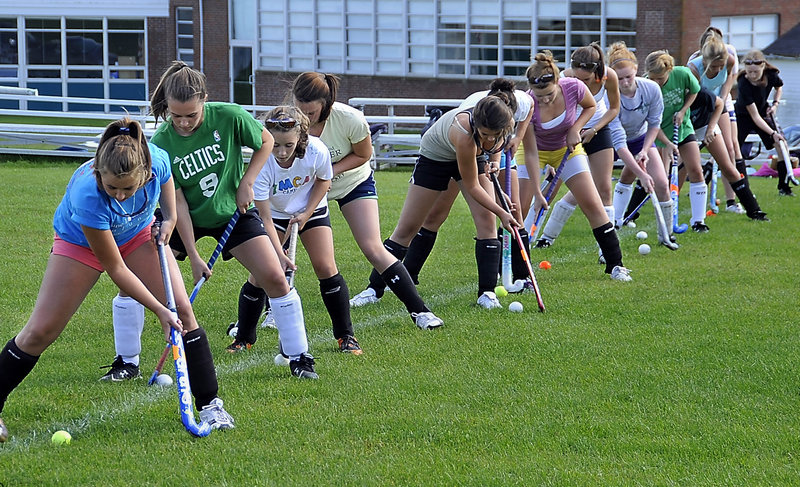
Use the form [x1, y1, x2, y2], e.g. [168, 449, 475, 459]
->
[265, 118, 297, 129]
[530, 73, 555, 86]
[744, 59, 764, 66]
[571, 60, 598, 71]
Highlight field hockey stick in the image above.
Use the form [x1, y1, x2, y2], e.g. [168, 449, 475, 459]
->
[501, 150, 513, 290]
[650, 191, 679, 251]
[491, 172, 545, 312]
[156, 242, 212, 437]
[770, 114, 798, 186]
[529, 149, 571, 238]
[708, 158, 719, 213]
[621, 193, 651, 227]
[284, 222, 299, 287]
[669, 124, 689, 234]
[148, 210, 241, 385]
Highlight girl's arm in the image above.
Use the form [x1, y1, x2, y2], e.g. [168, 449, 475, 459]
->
[291, 178, 331, 230]
[673, 91, 697, 126]
[569, 89, 596, 151]
[508, 103, 534, 155]
[155, 177, 177, 245]
[521, 125, 545, 207]
[450, 117, 518, 231]
[173, 187, 208, 284]
[745, 102, 784, 142]
[594, 69, 621, 132]
[704, 95, 725, 146]
[717, 54, 736, 102]
[254, 200, 295, 273]
[83, 226, 180, 333]
[767, 86, 783, 117]
[331, 136, 373, 177]
[237, 128, 274, 213]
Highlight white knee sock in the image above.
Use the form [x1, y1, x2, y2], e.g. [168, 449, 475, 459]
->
[659, 200, 674, 240]
[270, 288, 308, 359]
[540, 198, 577, 243]
[689, 181, 707, 225]
[113, 294, 145, 366]
[603, 205, 615, 226]
[612, 182, 633, 228]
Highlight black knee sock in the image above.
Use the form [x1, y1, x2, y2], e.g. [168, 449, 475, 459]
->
[183, 328, 218, 410]
[625, 181, 647, 223]
[731, 178, 762, 216]
[593, 222, 623, 274]
[368, 239, 409, 298]
[320, 273, 353, 339]
[404, 227, 437, 285]
[511, 228, 530, 281]
[0, 338, 39, 413]
[777, 161, 788, 188]
[735, 159, 749, 186]
[475, 238, 501, 295]
[703, 161, 714, 185]
[381, 261, 428, 314]
[236, 281, 266, 344]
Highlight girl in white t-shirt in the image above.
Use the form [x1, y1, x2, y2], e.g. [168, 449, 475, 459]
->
[251, 106, 363, 355]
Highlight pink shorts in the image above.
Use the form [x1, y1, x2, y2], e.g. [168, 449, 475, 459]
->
[53, 224, 153, 272]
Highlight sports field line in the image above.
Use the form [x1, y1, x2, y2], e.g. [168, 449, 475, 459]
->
[0, 282, 476, 453]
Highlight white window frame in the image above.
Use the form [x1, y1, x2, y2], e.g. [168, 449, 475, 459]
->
[711, 14, 779, 53]
[176, 7, 194, 67]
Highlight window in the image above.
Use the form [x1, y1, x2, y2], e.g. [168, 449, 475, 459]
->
[711, 14, 779, 53]
[176, 7, 194, 66]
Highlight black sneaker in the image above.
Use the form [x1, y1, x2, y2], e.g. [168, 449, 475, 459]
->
[691, 222, 710, 233]
[289, 353, 319, 379]
[535, 238, 552, 248]
[747, 211, 770, 222]
[778, 184, 795, 196]
[99, 355, 141, 382]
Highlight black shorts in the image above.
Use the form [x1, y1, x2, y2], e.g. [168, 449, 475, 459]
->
[736, 116, 776, 151]
[582, 126, 613, 155]
[410, 154, 488, 191]
[163, 207, 267, 261]
[678, 133, 697, 147]
[271, 206, 331, 236]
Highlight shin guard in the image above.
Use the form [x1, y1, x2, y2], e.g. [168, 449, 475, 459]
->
[236, 281, 266, 344]
[112, 295, 145, 366]
[540, 198, 576, 244]
[593, 222, 623, 273]
[320, 273, 353, 339]
[382, 261, 428, 314]
[182, 328, 218, 410]
[270, 288, 308, 359]
[0, 338, 39, 413]
[404, 228, 437, 285]
[475, 238, 501, 295]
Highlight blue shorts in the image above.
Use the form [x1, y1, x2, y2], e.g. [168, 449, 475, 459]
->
[335, 172, 378, 208]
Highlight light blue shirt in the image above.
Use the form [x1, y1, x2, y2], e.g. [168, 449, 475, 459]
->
[53, 143, 171, 247]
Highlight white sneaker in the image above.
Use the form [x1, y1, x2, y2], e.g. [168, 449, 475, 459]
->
[477, 291, 502, 309]
[610, 266, 633, 282]
[260, 308, 276, 329]
[199, 398, 235, 430]
[274, 353, 290, 366]
[350, 288, 380, 307]
[412, 311, 444, 330]
[725, 203, 745, 214]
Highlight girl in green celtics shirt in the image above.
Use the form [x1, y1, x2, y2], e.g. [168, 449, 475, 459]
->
[104, 61, 318, 380]
[644, 51, 709, 233]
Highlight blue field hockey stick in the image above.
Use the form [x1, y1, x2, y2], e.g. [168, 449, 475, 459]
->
[670, 124, 689, 234]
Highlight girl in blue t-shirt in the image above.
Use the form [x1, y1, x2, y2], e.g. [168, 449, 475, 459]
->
[0, 119, 233, 443]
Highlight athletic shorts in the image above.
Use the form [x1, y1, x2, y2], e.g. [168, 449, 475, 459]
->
[410, 155, 464, 191]
[694, 124, 721, 144]
[52, 220, 154, 272]
[582, 126, 614, 155]
[272, 206, 331, 236]
[166, 207, 267, 262]
[678, 133, 697, 147]
[538, 145, 590, 182]
[624, 133, 655, 156]
[334, 171, 378, 208]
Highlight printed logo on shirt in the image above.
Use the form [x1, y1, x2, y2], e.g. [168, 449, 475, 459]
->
[174, 144, 226, 180]
[213, 130, 221, 142]
[273, 175, 312, 195]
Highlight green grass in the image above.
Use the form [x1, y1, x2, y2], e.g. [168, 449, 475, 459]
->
[1, 161, 799, 485]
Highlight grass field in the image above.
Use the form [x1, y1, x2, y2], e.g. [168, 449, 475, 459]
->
[0, 160, 799, 485]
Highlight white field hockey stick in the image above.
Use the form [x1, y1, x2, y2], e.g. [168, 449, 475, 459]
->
[621, 193, 651, 227]
[650, 191, 679, 250]
[284, 222, 299, 287]
[708, 158, 719, 213]
[529, 149, 571, 239]
[156, 242, 212, 437]
[770, 114, 798, 186]
[670, 124, 689, 234]
[149, 210, 241, 385]
[501, 150, 513, 290]
[491, 172, 545, 312]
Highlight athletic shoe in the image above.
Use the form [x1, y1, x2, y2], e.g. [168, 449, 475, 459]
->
[535, 238, 552, 248]
[99, 355, 141, 382]
[226, 339, 252, 353]
[747, 211, 770, 222]
[350, 288, 380, 307]
[260, 308, 276, 329]
[598, 254, 606, 265]
[290, 353, 319, 379]
[199, 398, 235, 430]
[412, 311, 444, 330]
[477, 291, 502, 309]
[274, 352, 290, 367]
[725, 203, 745, 214]
[691, 222, 710, 233]
[0, 417, 7, 443]
[226, 322, 238, 337]
[338, 335, 364, 355]
[610, 265, 633, 282]
[778, 184, 795, 196]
